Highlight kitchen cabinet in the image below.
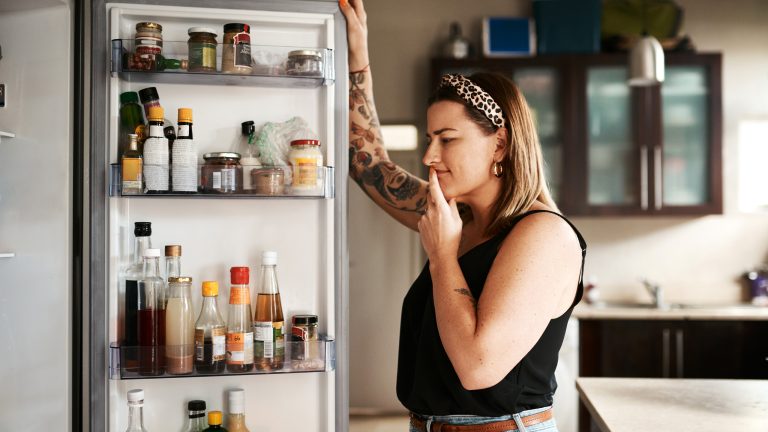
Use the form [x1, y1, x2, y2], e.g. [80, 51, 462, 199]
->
[578, 318, 768, 432]
[432, 53, 722, 216]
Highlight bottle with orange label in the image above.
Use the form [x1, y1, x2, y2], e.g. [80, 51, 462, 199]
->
[226, 267, 254, 372]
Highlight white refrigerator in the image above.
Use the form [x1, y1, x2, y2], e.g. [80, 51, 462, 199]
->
[87, 1, 348, 430]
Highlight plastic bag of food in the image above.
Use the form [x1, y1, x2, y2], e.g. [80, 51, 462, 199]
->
[255, 116, 319, 183]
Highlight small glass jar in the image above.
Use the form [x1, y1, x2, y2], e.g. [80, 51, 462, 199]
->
[187, 27, 217, 72]
[251, 167, 285, 195]
[222, 23, 252, 74]
[288, 139, 323, 193]
[291, 315, 318, 364]
[286, 50, 323, 76]
[200, 152, 243, 193]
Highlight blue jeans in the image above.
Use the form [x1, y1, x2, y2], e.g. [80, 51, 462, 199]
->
[409, 406, 557, 432]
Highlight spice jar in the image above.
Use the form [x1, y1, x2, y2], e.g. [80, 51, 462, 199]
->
[222, 23, 252, 74]
[291, 314, 319, 365]
[187, 27, 217, 72]
[200, 152, 243, 193]
[286, 50, 323, 76]
[251, 167, 285, 195]
[288, 139, 323, 194]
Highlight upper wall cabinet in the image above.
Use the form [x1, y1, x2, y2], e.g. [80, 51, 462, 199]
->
[432, 53, 722, 216]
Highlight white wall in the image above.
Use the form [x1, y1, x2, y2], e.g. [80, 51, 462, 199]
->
[0, 4, 72, 431]
[349, 0, 768, 417]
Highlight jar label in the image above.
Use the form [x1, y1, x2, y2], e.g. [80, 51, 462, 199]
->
[221, 168, 236, 191]
[229, 286, 251, 305]
[212, 171, 221, 189]
[189, 42, 216, 70]
[226, 331, 254, 365]
[233, 33, 251, 68]
[294, 157, 319, 186]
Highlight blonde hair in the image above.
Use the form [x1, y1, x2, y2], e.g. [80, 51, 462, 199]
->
[430, 72, 558, 237]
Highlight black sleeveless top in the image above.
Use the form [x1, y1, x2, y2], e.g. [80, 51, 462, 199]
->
[396, 210, 587, 416]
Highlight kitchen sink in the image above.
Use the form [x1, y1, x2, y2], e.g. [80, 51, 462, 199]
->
[591, 301, 759, 310]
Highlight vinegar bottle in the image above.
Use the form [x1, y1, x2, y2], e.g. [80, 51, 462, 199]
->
[165, 276, 194, 375]
[195, 281, 226, 373]
[138, 248, 166, 376]
[226, 267, 254, 372]
[121, 222, 152, 369]
[125, 389, 149, 432]
[253, 251, 285, 371]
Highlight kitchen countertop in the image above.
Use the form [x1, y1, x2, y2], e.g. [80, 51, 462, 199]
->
[576, 377, 768, 432]
[573, 302, 768, 320]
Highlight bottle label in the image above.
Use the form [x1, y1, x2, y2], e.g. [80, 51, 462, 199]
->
[226, 331, 254, 365]
[229, 286, 250, 305]
[195, 328, 204, 360]
[293, 157, 319, 187]
[178, 124, 190, 138]
[122, 158, 142, 188]
[254, 321, 284, 359]
[194, 327, 226, 361]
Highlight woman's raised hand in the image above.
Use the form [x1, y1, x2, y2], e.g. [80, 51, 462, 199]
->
[339, 0, 370, 71]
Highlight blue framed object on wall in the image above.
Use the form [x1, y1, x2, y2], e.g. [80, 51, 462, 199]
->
[482, 17, 536, 57]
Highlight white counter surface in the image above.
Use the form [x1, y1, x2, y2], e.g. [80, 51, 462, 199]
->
[573, 302, 768, 320]
[576, 377, 768, 432]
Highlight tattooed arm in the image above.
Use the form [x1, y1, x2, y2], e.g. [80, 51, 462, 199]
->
[341, 0, 428, 232]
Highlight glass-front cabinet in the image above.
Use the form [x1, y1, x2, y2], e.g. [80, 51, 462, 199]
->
[432, 53, 722, 216]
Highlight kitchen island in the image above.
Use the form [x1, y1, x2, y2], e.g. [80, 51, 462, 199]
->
[576, 377, 768, 432]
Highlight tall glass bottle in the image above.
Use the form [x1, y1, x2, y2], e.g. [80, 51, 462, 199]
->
[122, 222, 152, 369]
[182, 400, 206, 432]
[226, 389, 250, 432]
[143, 105, 169, 193]
[166, 276, 194, 375]
[226, 267, 254, 372]
[119, 91, 146, 159]
[126, 389, 149, 432]
[165, 245, 182, 281]
[195, 281, 226, 374]
[254, 251, 285, 371]
[122, 133, 143, 195]
[172, 108, 198, 193]
[138, 248, 166, 376]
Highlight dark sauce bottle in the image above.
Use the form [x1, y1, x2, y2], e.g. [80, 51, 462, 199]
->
[194, 281, 226, 373]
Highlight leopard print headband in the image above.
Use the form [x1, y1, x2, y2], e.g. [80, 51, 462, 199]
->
[440, 74, 506, 128]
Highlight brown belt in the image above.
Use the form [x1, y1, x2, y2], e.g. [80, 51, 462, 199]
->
[409, 409, 553, 432]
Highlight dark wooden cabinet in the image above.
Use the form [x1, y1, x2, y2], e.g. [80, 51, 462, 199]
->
[432, 53, 723, 216]
[578, 319, 768, 432]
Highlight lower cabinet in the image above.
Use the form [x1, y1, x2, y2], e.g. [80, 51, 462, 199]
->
[578, 319, 768, 432]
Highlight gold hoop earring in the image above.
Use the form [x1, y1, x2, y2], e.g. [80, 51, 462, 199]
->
[492, 162, 504, 178]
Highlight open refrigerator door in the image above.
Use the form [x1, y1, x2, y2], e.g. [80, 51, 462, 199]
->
[88, 1, 348, 431]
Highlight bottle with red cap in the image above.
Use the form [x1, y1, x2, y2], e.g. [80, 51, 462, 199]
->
[226, 267, 254, 372]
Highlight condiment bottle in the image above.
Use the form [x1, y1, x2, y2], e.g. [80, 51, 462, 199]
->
[442, 21, 471, 59]
[253, 251, 285, 371]
[121, 222, 152, 369]
[221, 23, 252, 75]
[226, 389, 250, 432]
[138, 86, 176, 146]
[195, 281, 226, 374]
[288, 139, 323, 195]
[172, 108, 198, 193]
[165, 276, 194, 375]
[226, 267, 254, 372]
[239, 121, 261, 193]
[125, 389, 149, 432]
[182, 400, 207, 432]
[165, 245, 182, 281]
[119, 91, 146, 158]
[138, 248, 166, 376]
[142, 106, 169, 193]
[122, 133, 143, 195]
[203, 411, 227, 431]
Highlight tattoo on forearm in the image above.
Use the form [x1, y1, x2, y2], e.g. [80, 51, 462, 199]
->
[454, 288, 477, 308]
[348, 69, 426, 214]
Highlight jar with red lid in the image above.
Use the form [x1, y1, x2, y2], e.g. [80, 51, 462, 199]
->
[288, 139, 323, 194]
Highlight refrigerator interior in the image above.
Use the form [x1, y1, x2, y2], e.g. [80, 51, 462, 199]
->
[103, 3, 342, 431]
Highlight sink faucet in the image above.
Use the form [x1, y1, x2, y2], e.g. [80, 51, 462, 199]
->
[641, 278, 665, 308]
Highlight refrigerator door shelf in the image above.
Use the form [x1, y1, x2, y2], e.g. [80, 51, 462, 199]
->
[109, 164, 335, 199]
[111, 40, 334, 88]
[109, 338, 336, 380]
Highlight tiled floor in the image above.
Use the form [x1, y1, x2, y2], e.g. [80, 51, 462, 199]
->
[349, 415, 410, 432]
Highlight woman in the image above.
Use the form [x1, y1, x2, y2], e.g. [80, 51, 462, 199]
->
[341, 1, 586, 431]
